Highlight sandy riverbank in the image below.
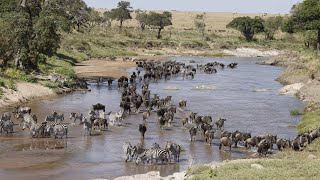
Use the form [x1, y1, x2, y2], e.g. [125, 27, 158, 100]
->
[75, 55, 169, 79]
[0, 82, 56, 110]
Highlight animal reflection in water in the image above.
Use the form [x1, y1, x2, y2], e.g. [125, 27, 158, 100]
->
[0, 60, 317, 168]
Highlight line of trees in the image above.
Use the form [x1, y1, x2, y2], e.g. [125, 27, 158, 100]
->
[227, 0, 320, 53]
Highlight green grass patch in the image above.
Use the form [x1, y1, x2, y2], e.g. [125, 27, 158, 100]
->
[3, 68, 36, 83]
[290, 109, 304, 116]
[297, 110, 320, 134]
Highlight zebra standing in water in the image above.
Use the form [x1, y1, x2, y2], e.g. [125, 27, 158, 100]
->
[123, 142, 137, 162]
[46, 123, 68, 139]
[135, 148, 169, 165]
[165, 141, 181, 162]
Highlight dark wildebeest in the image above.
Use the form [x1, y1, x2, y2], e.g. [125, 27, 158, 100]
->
[205, 130, 215, 146]
[139, 124, 147, 139]
[179, 100, 187, 110]
[276, 139, 291, 151]
[215, 118, 226, 131]
[189, 126, 197, 142]
[92, 103, 106, 112]
[257, 139, 272, 157]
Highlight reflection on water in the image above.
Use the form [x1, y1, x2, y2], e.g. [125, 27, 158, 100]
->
[0, 56, 304, 179]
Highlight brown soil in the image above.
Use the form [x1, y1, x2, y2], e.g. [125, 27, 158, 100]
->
[75, 55, 169, 79]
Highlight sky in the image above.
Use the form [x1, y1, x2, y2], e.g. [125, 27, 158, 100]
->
[84, 0, 302, 14]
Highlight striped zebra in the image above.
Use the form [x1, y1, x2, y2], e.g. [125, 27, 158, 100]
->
[30, 122, 47, 138]
[81, 117, 92, 136]
[123, 142, 137, 162]
[135, 148, 168, 165]
[46, 122, 68, 139]
[0, 120, 14, 134]
[165, 141, 181, 162]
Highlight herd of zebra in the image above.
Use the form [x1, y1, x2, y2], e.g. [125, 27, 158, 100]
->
[123, 141, 181, 165]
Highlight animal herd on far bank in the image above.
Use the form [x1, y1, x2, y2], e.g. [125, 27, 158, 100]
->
[1, 59, 320, 166]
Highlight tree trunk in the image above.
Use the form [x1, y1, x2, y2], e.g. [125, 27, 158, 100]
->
[317, 29, 320, 53]
[120, 20, 123, 30]
[157, 28, 162, 39]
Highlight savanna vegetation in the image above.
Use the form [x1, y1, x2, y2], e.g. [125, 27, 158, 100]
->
[0, 0, 320, 178]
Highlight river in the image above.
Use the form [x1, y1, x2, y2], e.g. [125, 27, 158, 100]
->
[0, 56, 304, 180]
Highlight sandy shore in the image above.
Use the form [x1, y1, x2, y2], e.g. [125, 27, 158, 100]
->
[75, 55, 169, 79]
[0, 82, 56, 110]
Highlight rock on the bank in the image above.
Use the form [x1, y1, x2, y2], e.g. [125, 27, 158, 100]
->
[251, 164, 264, 170]
[278, 83, 305, 96]
[114, 171, 161, 180]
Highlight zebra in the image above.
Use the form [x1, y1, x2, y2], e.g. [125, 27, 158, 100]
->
[46, 123, 68, 139]
[81, 117, 92, 136]
[165, 141, 181, 162]
[30, 122, 47, 138]
[16, 112, 37, 130]
[1, 112, 11, 122]
[0, 120, 14, 134]
[53, 111, 64, 123]
[45, 113, 56, 122]
[123, 142, 137, 162]
[70, 113, 84, 124]
[135, 148, 168, 165]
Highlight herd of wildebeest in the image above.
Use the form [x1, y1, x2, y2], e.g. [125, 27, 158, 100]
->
[1, 59, 320, 166]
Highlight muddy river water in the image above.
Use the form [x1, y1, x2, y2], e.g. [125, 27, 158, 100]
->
[0, 56, 304, 180]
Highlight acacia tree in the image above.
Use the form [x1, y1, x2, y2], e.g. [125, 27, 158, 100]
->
[263, 16, 283, 40]
[194, 13, 206, 40]
[135, 9, 148, 31]
[145, 11, 172, 39]
[286, 0, 320, 52]
[227, 16, 264, 41]
[110, 1, 132, 29]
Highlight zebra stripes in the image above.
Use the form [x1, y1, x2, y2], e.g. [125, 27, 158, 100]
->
[123, 142, 137, 162]
[135, 148, 168, 165]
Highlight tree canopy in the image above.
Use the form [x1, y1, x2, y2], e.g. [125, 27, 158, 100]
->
[145, 11, 172, 39]
[227, 16, 264, 41]
[194, 13, 206, 40]
[285, 0, 320, 51]
[109, 1, 132, 29]
[263, 16, 283, 40]
[0, 0, 90, 70]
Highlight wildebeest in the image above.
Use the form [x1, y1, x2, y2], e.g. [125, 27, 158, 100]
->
[257, 139, 271, 157]
[219, 136, 232, 151]
[205, 130, 215, 146]
[189, 126, 197, 141]
[276, 139, 291, 151]
[309, 128, 320, 141]
[139, 124, 147, 139]
[292, 134, 310, 151]
[215, 118, 226, 131]
[92, 103, 106, 112]
[179, 100, 187, 110]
